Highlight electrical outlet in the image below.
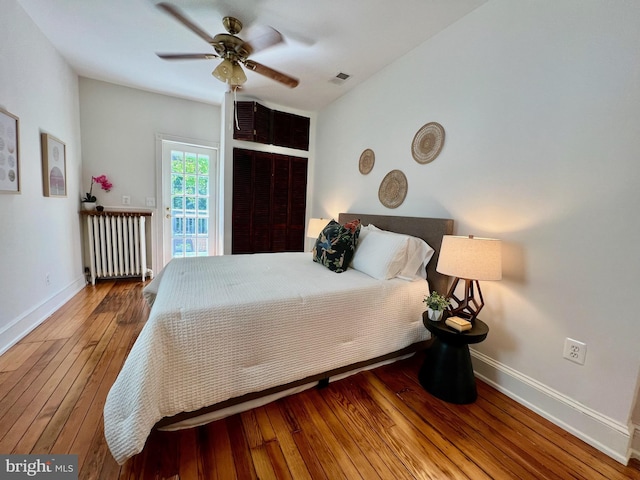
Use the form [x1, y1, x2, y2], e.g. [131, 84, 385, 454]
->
[563, 338, 587, 365]
[145, 197, 156, 207]
[45, 273, 50, 286]
[122, 195, 131, 205]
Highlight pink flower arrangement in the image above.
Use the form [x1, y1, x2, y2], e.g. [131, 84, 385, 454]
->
[83, 174, 113, 202]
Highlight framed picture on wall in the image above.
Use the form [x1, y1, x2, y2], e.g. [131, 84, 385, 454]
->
[0, 107, 20, 193]
[41, 133, 67, 197]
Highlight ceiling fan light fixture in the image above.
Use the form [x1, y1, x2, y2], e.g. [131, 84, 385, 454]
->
[212, 58, 233, 82]
[157, 4, 297, 88]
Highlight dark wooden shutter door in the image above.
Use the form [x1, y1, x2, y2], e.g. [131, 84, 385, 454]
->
[252, 152, 273, 253]
[254, 103, 272, 144]
[233, 101, 309, 150]
[231, 149, 254, 253]
[288, 157, 308, 251]
[290, 115, 310, 151]
[233, 102, 255, 142]
[272, 111, 292, 148]
[271, 156, 290, 252]
[232, 148, 308, 254]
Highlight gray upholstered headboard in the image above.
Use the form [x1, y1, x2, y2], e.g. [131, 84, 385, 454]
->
[338, 213, 454, 295]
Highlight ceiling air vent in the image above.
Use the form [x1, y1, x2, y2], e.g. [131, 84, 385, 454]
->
[330, 72, 351, 85]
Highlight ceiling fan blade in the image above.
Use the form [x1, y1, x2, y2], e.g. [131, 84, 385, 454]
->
[239, 27, 283, 57]
[157, 2, 216, 45]
[157, 53, 219, 60]
[244, 60, 299, 88]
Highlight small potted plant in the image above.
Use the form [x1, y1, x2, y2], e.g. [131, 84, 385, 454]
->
[82, 174, 112, 210]
[423, 291, 450, 322]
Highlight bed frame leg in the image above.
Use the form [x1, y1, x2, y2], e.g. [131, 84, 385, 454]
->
[317, 378, 330, 389]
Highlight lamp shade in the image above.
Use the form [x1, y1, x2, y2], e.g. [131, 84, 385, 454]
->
[229, 63, 247, 85]
[436, 235, 502, 281]
[212, 59, 233, 82]
[307, 218, 329, 239]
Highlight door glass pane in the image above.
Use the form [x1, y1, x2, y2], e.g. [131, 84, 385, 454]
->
[198, 177, 209, 196]
[185, 175, 196, 195]
[171, 174, 184, 195]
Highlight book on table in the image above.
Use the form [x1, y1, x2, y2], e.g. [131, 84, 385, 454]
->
[445, 316, 472, 332]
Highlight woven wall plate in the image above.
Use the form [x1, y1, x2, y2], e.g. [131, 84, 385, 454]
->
[378, 170, 408, 209]
[411, 122, 445, 164]
[359, 148, 375, 174]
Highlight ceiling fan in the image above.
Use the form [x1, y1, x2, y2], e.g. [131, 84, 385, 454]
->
[155, 2, 299, 88]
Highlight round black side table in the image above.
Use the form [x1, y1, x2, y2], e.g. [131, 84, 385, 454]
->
[419, 312, 489, 404]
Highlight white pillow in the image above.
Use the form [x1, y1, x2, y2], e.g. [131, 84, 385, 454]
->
[352, 230, 408, 280]
[356, 223, 376, 243]
[399, 235, 435, 280]
[352, 227, 435, 280]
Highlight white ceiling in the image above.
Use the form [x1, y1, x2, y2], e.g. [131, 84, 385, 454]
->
[17, 0, 487, 111]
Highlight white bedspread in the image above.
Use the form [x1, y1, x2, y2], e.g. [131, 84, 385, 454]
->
[104, 252, 429, 464]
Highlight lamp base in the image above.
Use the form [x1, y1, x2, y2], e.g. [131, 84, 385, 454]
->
[446, 277, 484, 322]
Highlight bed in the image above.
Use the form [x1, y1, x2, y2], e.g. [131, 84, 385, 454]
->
[103, 213, 453, 464]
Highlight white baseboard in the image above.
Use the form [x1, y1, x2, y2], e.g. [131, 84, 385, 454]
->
[471, 349, 632, 465]
[0, 276, 86, 356]
[631, 424, 640, 461]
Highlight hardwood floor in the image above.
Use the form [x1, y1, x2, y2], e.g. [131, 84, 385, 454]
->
[1, 280, 639, 479]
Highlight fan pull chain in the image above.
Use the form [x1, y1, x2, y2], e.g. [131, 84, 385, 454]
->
[233, 86, 239, 130]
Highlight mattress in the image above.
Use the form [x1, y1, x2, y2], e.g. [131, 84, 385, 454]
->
[103, 252, 430, 464]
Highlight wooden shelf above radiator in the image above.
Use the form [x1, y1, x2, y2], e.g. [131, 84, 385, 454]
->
[79, 210, 153, 217]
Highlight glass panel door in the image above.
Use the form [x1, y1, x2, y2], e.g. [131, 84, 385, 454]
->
[161, 140, 219, 266]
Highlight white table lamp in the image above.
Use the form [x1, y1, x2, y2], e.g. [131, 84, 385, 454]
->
[436, 235, 502, 322]
[307, 218, 330, 239]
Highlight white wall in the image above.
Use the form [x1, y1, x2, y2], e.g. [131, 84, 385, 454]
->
[78, 78, 221, 211]
[0, 0, 84, 353]
[314, 0, 640, 462]
[78, 78, 221, 271]
[0, 3, 223, 352]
